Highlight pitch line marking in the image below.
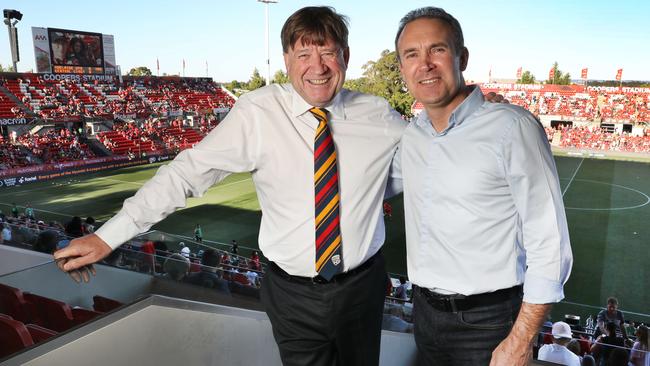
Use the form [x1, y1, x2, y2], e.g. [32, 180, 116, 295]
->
[561, 179, 650, 211]
[562, 158, 584, 197]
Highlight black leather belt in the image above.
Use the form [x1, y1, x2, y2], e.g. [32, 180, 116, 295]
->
[269, 251, 381, 285]
[416, 285, 522, 313]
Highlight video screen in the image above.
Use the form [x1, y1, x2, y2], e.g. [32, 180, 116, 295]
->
[48, 28, 104, 74]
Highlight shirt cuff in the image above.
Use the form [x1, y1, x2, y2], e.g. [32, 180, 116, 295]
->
[95, 211, 144, 250]
[522, 273, 565, 304]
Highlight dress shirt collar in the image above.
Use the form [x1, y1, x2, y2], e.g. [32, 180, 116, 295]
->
[414, 85, 484, 136]
[290, 84, 347, 121]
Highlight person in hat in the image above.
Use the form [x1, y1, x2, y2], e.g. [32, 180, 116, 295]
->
[537, 321, 580, 366]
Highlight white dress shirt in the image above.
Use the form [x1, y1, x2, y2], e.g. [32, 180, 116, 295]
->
[395, 86, 572, 304]
[96, 84, 406, 276]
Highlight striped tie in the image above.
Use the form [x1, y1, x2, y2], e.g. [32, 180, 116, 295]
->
[311, 107, 343, 280]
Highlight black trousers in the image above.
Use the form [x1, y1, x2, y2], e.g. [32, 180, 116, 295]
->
[260, 253, 387, 366]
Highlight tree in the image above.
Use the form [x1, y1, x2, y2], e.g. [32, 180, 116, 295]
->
[547, 62, 571, 85]
[246, 68, 267, 90]
[0, 63, 15, 72]
[345, 50, 413, 116]
[517, 70, 536, 84]
[272, 70, 289, 84]
[127, 66, 153, 76]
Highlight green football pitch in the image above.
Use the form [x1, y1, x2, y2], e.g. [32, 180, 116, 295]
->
[1, 156, 648, 322]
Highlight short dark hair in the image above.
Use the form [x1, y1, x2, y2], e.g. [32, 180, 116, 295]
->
[607, 297, 619, 306]
[395, 7, 464, 60]
[201, 249, 221, 268]
[281, 6, 349, 53]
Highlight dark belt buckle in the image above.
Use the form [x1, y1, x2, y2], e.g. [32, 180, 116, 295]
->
[424, 291, 463, 313]
[311, 275, 330, 284]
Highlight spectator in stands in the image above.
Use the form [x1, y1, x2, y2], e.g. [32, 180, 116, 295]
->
[249, 250, 261, 271]
[11, 203, 18, 218]
[1, 223, 11, 244]
[24, 204, 35, 220]
[591, 322, 626, 366]
[183, 249, 230, 294]
[180, 242, 191, 259]
[245, 265, 260, 287]
[567, 339, 583, 358]
[55, 7, 405, 365]
[140, 240, 156, 274]
[582, 354, 596, 366]
[83, 217, 96, 234]
[193, 224, 203, 243]
[382, 304, 414, 333]
[394, 276, 408, 301]
[230, 239, 238, 255]
[394, 7, 572, 365]
[383, 201, 392, 219]
[538, 321, 581, 366]
[597, 297, 629, 340]
[607, 347, 629, 366]
[629, 325, 649, 366]
[64, 216, 84, 238]
[162, 254, 190, 281]
[34, 228, 62, 254]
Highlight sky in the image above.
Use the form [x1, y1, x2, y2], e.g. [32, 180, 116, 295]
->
[1, 0, 648, 83]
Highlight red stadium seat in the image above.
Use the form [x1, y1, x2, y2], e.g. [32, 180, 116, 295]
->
[23, 293, 75, 332]
[0, 316, 34, 358]
[71, 308, 102, 325]
[92, 295, 123, 313]
[0, 283, 33, 323]
[25, 323, 57, 343]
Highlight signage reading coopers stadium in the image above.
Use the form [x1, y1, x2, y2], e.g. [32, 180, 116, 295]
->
[0, 117, 36, 126]
[41, 73, 115, 82]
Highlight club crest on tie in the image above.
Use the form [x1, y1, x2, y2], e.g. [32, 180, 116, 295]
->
[331, 255, 341, 266]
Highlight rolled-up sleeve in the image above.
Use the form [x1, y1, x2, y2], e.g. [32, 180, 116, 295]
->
[503, 114, 573, 304]
[96, 97, 260, 249]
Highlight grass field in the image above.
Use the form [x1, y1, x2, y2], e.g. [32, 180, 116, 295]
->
[1, 156, 648, 322]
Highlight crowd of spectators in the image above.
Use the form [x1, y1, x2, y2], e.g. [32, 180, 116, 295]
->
[534, 297, 649, 366]
[5, 74, 234, 121]
[481, 85, 650, 124]
[545, 125, 650, 153]
[17, 128, 95, 164]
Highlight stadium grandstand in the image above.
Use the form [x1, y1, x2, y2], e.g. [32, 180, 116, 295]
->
[2, 71, 650, 364]
[1, 2, 649, 365]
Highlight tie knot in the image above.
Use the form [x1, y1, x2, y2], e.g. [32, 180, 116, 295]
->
[309, 107, 328, 123]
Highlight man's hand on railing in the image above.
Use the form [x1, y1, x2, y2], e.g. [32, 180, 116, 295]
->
[53, 233, 112, 283]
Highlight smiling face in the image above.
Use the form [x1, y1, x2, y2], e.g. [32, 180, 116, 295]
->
[284, 37, 349, 107]
[397, 17, 468, 112]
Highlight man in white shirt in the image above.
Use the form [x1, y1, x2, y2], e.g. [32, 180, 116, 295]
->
[537, 322, 581, 366]
[54, 6, 406, 366]
[393, 7, 572, 366]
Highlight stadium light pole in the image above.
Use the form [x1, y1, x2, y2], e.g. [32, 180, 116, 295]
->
[3, 9, 22, 72]
[258, 0, 278, 86]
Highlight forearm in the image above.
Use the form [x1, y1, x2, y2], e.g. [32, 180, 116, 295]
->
[508, 302, 552, 345]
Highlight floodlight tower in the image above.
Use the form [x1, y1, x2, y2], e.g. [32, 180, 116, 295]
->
[3, 9, 22, 72]
[258, 0, 278, 86]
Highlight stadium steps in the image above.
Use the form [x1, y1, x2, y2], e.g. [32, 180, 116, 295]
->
[86, 138, 113, 157]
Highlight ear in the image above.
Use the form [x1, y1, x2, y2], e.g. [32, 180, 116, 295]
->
[459, 47, 469, 72]
[342, 47, 350, 68]
[283, 52, 290, 73]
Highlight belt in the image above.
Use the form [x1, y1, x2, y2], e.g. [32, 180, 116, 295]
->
[416, 285, 522, 313]
[269, 251, 381, 285]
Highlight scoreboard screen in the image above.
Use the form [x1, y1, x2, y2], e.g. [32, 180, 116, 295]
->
[48, 28, 105, 74]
